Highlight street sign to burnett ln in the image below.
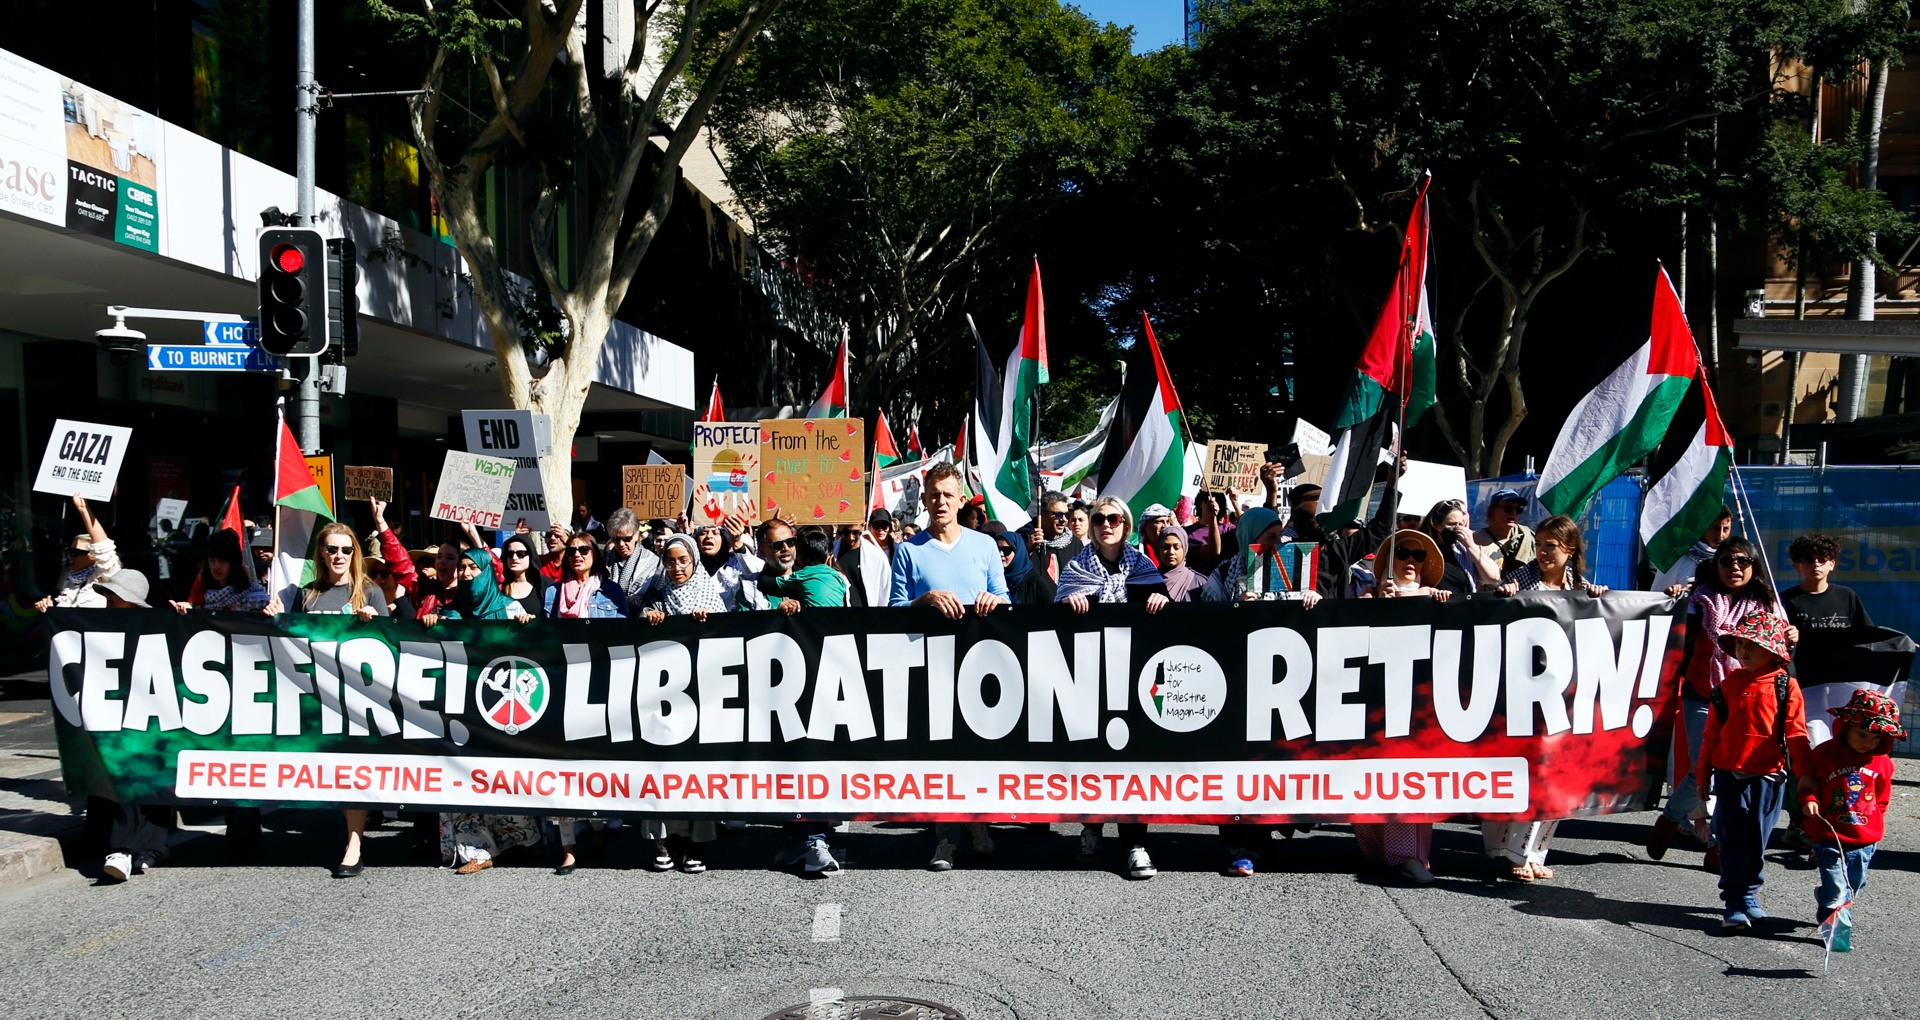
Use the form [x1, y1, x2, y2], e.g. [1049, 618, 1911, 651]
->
[146, 344, 280, 372]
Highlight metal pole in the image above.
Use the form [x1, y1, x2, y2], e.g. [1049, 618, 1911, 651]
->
[293, 0, 322, 454]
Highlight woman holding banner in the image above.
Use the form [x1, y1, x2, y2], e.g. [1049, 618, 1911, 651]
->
[264, 521, 390, 877]
[1057, 496, 1170, 880]
[633, 534, 726, 872]
[545, 531, 628, 874]
[169, 527, 269, 613]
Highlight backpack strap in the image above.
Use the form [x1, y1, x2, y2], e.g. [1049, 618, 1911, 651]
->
[1774, 671, 1793, 770]
[1708, 685, 1728, 723]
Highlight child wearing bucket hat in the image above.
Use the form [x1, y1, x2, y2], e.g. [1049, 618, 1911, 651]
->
[1692, 609, 1814, 932]
[1799, 688, 1902, 950]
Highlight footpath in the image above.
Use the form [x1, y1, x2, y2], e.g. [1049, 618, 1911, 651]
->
[0, 669, 78, 892]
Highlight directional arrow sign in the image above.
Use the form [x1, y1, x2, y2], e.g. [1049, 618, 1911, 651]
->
[203, 320, 259, 345]
[147, 345, 280, 372]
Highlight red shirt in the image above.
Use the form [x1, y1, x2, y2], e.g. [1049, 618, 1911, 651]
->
[1694, 666, 1814, 789]
[1798, 736, 1895, 848]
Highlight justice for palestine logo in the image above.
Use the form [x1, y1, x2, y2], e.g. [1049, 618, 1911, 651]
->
[1137, 646, 1227, 733]
[476, 656, 550, 735]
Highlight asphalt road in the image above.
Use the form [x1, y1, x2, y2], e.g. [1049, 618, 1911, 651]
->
[2, 688, 1917, 1019]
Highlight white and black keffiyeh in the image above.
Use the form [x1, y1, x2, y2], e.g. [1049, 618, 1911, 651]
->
[1055, 542, 1162, 604]
[645, 535, 729, 617]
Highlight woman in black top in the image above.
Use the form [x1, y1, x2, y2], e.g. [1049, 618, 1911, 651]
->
[995, 532, 1056, 605]
[499, 533, 546, 620]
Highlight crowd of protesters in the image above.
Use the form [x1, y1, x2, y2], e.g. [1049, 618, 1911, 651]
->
[40, 452, 1900, 939]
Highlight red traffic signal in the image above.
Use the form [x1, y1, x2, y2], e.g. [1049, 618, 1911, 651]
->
[271, 244, 306, 274]
[257, 227, 328, 356]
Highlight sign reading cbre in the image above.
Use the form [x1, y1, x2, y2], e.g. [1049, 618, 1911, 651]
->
[256, 226, 329, 356]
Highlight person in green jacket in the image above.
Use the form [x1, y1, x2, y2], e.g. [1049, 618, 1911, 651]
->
[767, 529, 850, 609]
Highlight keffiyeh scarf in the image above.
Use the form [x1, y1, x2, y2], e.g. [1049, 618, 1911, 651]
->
[649, 535, 729, 617]
[1055, 542, 1162, 604]
[1689, 583, 1781, 691]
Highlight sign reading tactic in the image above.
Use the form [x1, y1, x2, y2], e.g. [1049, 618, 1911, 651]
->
[691, 422, 762, 530]
[1204, 440, 1267, 496]
[34, 419, 133, 503]
[760, 417, 866, 524]
[623, 464, 687, 520]
[462, 410, 552, 530]
[430, 451, 516, 529]
[303, 454, 335, 514]
[341, 466, 394, 503]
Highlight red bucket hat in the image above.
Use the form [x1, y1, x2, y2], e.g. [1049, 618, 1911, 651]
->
[1715, 610, 1791, 664]
[1830, 688, 1906, 740]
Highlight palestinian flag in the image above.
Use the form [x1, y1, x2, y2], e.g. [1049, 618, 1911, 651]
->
[1094, 312, 1188, 525]
[874, 408, 903, 469]
[1318, 177, 1436, 528]
[805, 337, 849, 418]
[700, 378, 726, 423]
[905, 424, 924, 462]
[1639, 365, 1732, 572]
[970, 318, 1036, 529]
[1037, 395, 1116, 494]
[270, 417, 332, 604]
[1537, 266, 1696, 516]
[1791, 626, 1916, 745]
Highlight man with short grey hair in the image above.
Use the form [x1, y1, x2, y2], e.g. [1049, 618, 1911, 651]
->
[602, 507, 661, 600]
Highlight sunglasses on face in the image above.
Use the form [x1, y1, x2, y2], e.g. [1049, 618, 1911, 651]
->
[1092, 513, 1127, 528]
[324, 544, 355, 555]
[1046, 510, 1069, 519]
[765, 537, 796, 550]
[607, 532, 637, 545]
[1717, 555, 1754, 569]
[566, 546, 595, 557]
[505, 548, 531, 558]
[1394, 546, 1427, 563]
[1495, 502, 1526, 513]
[368, 568, 391, 578]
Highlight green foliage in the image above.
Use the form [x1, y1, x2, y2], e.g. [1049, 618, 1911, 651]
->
[1759, 119, 1916, 274]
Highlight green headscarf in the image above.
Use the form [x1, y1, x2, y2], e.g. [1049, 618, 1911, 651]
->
[458, 547, 517, 620]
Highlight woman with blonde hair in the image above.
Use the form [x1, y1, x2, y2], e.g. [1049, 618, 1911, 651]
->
[264, 520, 389, 877]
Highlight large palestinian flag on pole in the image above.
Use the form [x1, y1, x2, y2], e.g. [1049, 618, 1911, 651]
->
[1640, 363, 1733, 572]
[1318, 175, 1437, 528]
[805, 338, 850, 418]
[874, 408, 904, 469]
[1095, 312, 1188, 525]
[270, 415, 332, 606]
[1536, 265, 1696, 516]
[970, 318, 1036, 529]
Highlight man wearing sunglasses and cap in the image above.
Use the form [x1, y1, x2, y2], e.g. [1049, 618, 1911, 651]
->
[1472, 487, 1537, 581]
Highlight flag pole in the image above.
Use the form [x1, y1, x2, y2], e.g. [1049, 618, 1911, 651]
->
[271, 396, 285, 599]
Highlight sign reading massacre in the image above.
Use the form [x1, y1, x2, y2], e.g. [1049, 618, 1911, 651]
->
[46, 594, 1683, 823]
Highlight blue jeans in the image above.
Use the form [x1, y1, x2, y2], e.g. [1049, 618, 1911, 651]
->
[1814, 842, 1876, 915]
[1662, 694, 1712, 835]
[1712, 770, 1785, 909]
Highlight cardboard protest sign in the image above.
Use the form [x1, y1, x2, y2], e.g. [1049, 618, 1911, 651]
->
[1397, 459, 1469, 519]
[760, 418, 866, 524]
[430, 451, 517, 529]
[1204, 440, 1266, 496]
[622, 464, 686, 520]
[303, 454, 335, 514]
[691, 422, 762, 530]
[153, 497, 189, 533]
[461, 410, 552, 529]
[34, 419, 133, 503]
[342, 466, 394, 503]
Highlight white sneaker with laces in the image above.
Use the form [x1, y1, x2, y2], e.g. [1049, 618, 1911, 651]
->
[1126, 845, 1156, 880]
[803, 836, 840, 874]
[928, 838, 957, 872]
[101, 852, 132, 882]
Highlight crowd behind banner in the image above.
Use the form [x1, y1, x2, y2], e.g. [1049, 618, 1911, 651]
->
[35, 456, 1913, 945]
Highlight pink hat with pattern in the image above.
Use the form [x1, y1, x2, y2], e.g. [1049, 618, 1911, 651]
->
[1715, 610, 1791, 663]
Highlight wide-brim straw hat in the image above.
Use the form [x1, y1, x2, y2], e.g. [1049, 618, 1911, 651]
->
[1374, 528, 1444, 588]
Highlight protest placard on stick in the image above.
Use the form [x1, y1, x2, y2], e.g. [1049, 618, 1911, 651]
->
[623, 464, 686, 520]
[342, 466, 394, 503]
[34, 419, 133, 503]
[430, 451, 516, 528]
[760, 418, 866, 524]
[692, 422, 762, 529]
[1204, 440, 1266, 496]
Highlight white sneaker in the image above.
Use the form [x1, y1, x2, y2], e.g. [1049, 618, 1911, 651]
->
[1078, 826, 1100, 860]
[969, 822, 995, 856]
[802, 836, 840, 874]
[1400, 859, 1435, 884]
[101, 852, 132, 882]
[928, 838, 957, 872]
[1126, 845, 1156, 879]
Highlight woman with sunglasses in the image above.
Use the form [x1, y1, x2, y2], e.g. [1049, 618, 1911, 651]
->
[262, 522, 389, 876]
[37, 494, 114, 610]
[1420, 499, 1502, 595]
[1055, 497, 1169, 879]
[634, 534, 727, 872]
[498, 533, 547, 619]
[543, 533, 629, 619]
[1645, 534, 1787, 871]
[363, 552, 415, 619]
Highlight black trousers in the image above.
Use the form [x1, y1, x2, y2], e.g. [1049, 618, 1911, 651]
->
[89, 797, 171, 859]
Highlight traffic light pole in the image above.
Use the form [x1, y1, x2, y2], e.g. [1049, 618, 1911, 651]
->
[291, 0, 322, 455]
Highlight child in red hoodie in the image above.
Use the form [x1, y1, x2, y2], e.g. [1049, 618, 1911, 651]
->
[1800, 688, 1901, 940]
[1691, 610, 1814, 932]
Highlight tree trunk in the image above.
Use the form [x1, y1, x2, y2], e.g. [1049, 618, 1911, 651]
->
[1839, 57, 1889, 423]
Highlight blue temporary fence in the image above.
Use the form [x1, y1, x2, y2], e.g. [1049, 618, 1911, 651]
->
[1468, 465, 1920, 756]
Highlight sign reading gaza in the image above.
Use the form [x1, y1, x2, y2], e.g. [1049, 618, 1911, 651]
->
[46, 593, 1683, 823]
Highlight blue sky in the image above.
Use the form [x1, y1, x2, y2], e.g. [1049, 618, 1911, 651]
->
[1066, 0, 1187, 53]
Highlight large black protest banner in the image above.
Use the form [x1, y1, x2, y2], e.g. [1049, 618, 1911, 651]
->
[47, 593, 1683, 823]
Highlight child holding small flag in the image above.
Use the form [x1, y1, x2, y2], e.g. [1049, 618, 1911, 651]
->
[1800, 689, 1900, 951]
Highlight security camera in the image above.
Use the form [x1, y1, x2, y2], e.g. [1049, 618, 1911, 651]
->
[94, 318, 147, 355]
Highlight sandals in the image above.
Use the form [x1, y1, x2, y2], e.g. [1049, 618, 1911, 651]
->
[1507, 861, 1535, 882]
[1529, 863, 1554, 880]
[454, 858, 494, 875]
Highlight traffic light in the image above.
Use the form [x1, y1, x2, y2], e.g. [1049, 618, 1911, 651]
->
[324, 236, 359, 362]
[257, 227, 328, 356]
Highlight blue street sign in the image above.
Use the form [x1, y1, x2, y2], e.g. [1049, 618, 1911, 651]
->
[147, 345, 279, 372]
[202, 320, 258, 345]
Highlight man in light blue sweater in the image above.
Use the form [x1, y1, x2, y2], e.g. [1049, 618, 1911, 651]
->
[887, 462, 1008, 871]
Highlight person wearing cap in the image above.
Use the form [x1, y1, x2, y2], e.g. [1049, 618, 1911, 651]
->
[1800, 688, 1901, 937]
[836, 511, 893, 607]
[1693, 610, 1813, 931]
[1473, 488, 1537, 581]
[1136, 504, 1174, 566]
[248, 525, 276, 581]
[1353, 529, 1451, 884]
[38, 494, 115, 610]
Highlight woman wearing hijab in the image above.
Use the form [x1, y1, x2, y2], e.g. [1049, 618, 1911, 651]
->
[1153, 528, 1206, 603]
[1200, 507, 1324, 606]
[995, 531, 1056, 605]
[635, 534, 724, 872]
[1056, 497, 1170, 879]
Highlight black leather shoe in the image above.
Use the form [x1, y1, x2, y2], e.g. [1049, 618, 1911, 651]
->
[331, 862, 366, 879]
[553, 863, 577, 876]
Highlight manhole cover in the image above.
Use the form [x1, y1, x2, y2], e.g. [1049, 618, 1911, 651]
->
[761, 995, 965, 1020]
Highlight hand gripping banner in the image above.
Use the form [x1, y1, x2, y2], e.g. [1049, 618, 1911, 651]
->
[47, 593, 1684, 824]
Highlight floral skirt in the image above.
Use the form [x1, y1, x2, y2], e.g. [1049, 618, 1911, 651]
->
[441, 813, 541, 866]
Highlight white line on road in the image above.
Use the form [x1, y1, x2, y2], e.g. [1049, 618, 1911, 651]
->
[809, 988, 845, 1008]
[812, 903, 842, 942]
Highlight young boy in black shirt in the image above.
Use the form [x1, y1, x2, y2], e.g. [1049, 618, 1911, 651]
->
[1781, 534, 1873, 635]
